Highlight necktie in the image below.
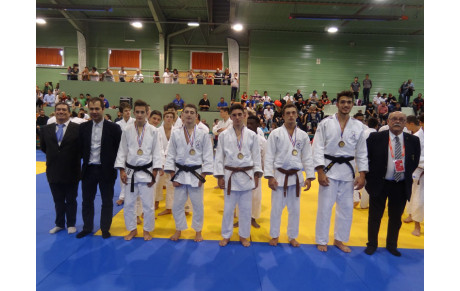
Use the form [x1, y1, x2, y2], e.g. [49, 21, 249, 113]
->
[56, 124, 65, 143]
[393, 136, 402, 182]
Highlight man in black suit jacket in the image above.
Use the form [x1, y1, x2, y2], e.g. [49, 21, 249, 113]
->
[365, 111, 420, 256]
[40, 102, 81, 234]
[77, 97, 122, 239]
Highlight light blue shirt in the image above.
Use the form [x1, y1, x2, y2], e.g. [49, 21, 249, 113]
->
[44, 94, 56, 106]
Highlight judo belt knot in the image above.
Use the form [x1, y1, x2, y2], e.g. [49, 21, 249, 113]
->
[323, 154, 355, 179]
[277, 168, 300, 197]
[224, 166, 254, 196]
[125, 161, 155, 192]
[171, 163, 205, 184]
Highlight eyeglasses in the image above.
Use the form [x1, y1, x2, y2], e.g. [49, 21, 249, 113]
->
[389, 117, 406, 122]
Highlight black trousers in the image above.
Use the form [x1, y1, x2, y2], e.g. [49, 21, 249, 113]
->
[81, 165, 115, 232]
[363, 88, 370, 105]
[367, 180, 407, 249]
[49, 182, 78, 228]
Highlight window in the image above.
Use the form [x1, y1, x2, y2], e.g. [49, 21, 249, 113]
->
[191, 51, 223, 71]
[36, 47, 64, 67]
[108, 49, 141, 68]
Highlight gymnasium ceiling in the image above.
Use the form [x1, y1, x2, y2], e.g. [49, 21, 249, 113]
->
[36, 0, 424, 36]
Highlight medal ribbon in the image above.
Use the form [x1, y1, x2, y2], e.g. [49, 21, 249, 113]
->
[236, 126, 244, 152]
[335, 114, 348, 141]
[389, 136, 405, 159]
[135, 123, 146, 150]
[287, 126, 297, 149]
[184, 125, 196, 147]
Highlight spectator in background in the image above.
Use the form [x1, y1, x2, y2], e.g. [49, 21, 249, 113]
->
[264, 104, 274, 128]
[89, 67, 99, 81]
[373, 92, 385, 112]
[36, 109, 49, 138]
[104, 68, 114, 82]
[104, 114, 112, 121]
[214, 68, 223, 85]
[283, 92, 294, 104]
[118, 66, 127, 82]
[309, 90, 319, 105]
[387, 93, 398, 112]
[231, 73, 239, 101]
[44, 89, 56, 107]
[378, 101, 389, 122]
[173, 94, 185, 110]
[78, 94, 86, 107]
[412, 93, 424, 116]
[99, 94, 110, 109]
[241, 91, 248, 104]
[153, 71, 161, 83]
[187, 70, 195, 84]
[217, 97, 228, 110]
[36, 87, 44, 109]
[132, 69, 144, 83]
[114, 111, 123, 123]
[205, 72, 213, 85]
[362, 74, 372, 105]
[163, 68, 172, 84]
[199, 94, 211, 111]
[172, 69, 179, 84]
[365, 102, 375, 120]
[404, 79, 415, 107]
[322, 94, 331, 105]
[69, 64, 79, 80]
[43, 82, 53, 96]
[196, 71, 204, 85]
[247, 102, 256, 116]
[262, 91, 272, 106]
[223, 68, 231, 85]
[81, 66, 90, 81]
[350, 76, 361, 101]
[294, 89, 303, 102]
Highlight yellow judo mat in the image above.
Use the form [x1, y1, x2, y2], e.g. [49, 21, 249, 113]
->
[37, 162, 46, 175]
[103, 173, 424, 249]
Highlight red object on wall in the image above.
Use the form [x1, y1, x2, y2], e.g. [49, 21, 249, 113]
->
[191, 52, 223, 71]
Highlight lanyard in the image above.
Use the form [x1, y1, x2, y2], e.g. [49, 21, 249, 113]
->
[389, 136, 405, 159]
[135, 123, 146, 149]
[235, 126, 244, 152]
[286, 126, 297, 149]
[184, 125, 196, 147]
[335, 114, 348, 140]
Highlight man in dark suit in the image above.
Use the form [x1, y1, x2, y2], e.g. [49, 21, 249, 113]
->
[40, 102, 81, 234]
[365, 111, 420, 256]
[77, 97, 122, 239]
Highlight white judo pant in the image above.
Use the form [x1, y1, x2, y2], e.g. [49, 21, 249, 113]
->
[124, 183, 155, 232]
[119, 180, 143, 216]
[270, 184, 300, 240]
[172, 185, 204, 231]
[353, 188, 370, 208]
[406, 175, 424, 222]
[315, 178, 354, 245]
[235, 177, 262, 219]
[222, 190, 252, 239]
[155, 173, 193, 212]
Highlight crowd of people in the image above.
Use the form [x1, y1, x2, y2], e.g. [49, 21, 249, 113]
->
[38, 87, 424, 256]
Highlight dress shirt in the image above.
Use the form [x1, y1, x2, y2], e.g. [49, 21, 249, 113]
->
[55, 120, 71, 146]
[385, 131, 405, 181]
[89, 120, 104, 164]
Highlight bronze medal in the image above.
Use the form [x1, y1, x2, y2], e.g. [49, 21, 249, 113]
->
[137, 149, 143, 155]
[237, 153, 244, 160]
[292, 149, 298, 156]
[189, 149, 196, 156]
[338, 141, 345, 148]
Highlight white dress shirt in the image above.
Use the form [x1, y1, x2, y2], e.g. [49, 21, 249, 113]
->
[385, 131, 405, 181]
[89, 120, 104, 165]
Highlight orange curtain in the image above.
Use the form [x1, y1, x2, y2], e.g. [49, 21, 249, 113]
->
[36, 48, 63, 66]
[109, 50, 140, 68]
[191, 52, 223, 70]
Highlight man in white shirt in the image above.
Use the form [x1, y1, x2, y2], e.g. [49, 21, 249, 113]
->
[212, 107, 233, 144]
[133, 69, 144, 83]
[44, 89, 56, 107]
[263, 105, 274, 128]
[163, 68, 172, 84]
[89, 67, 99, 81]
[118, 66, 127, 82]
[283, 93, 294, 104]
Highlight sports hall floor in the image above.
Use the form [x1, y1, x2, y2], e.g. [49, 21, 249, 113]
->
[36, 150, 424, 290]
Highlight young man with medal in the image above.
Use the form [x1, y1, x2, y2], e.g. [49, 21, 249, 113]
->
[214, 103, 263, 247]
[264, 104, 315, 247]
[365, 112, 420, 256]
[312, 90, 368, 253]
[164, 104, 214, 242]
[114, 99, 163, 241]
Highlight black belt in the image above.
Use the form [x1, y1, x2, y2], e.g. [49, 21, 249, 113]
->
[323, 154, 355, 179]
[170, 163, 205, 184]
[125, 161, 154, 192]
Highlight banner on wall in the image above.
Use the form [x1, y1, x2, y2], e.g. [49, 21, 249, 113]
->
[227, 38, 240, 78]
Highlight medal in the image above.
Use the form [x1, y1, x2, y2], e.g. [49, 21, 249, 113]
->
[184, 125, 197, 155]
[238, 153, 244, 159]
[292, 149, 298, 156]
[287, 125, 298, 156]
[189, 149, 196, 155]
[135, 122, 146, 157]
[335, 114, 349, 149]
[338, 141, 345, 147]
[236, 126, 244, 160]
[137, 149, 143, 155]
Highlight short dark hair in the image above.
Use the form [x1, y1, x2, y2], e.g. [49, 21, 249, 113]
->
[247, 115, 260, 125]
[164, 103, 178, 111]
[406, 115, 420, 126]
[220, 107, 230, 113]
[418, 114, 424, 124]
[229, 103, 244, 114]
[367, 117, 379, 129]
[282, 103, 298, 116]
[119, 102, 131, 112]
[133, 99, 149, 111]
[99, 94, 104, 98]
[353, 112, 364, 118]
[163, 111, 174, 119]
[149, 110, 162, 119]
[336, 90, 354, 102]
[88, 97, 104, 108]
[184, 104, 198, 114]
[55, 102, 71, 113]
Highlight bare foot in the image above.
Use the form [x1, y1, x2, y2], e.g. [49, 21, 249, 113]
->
[124, 229, 137, 241]
[219, 238, 230, 247]
[233, 221, 239, 228]
[116, 199, 124, 206]
[334, 240, 351, 253]
[269, 237, 279, 246]
[141, 213, 144, 218]
[403, 214, 413, 223]
[155, 201, 159, 210]
[194, 231, 203, 242]
[170, 230, 181, 241]
[185, 211, 191, 216]
[137, 216, 142, 224]
[251, 218, 260, 228]
[143, 230, 153, 241]
[353, 201, 359, 208]
[158, 209, 172, 216]
[317, 244, 328, 252]
[412, 222, 421, 236]
[289, 239, 300, 247]
[240, 236, 250, 247]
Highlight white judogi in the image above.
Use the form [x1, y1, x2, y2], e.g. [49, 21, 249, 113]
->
[265, 125, 315, 240]
[212, 118, 233, 136]
[114, 123, 163, 232]
[353, 127, 377, 208]
[407, 128, 424, 222]
[154, 125, 175, 209]
[312, 114, 368, 245]
[165, 125, 214, 232]
[214, 126, 262, 239]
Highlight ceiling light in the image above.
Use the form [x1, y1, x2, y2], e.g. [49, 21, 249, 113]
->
[130, 21, 142, 28]
[327, 27, 338, 33]
[232, 23, 243, 32]
[188, 22, 200, 27]
[36, 18, 46, 25]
